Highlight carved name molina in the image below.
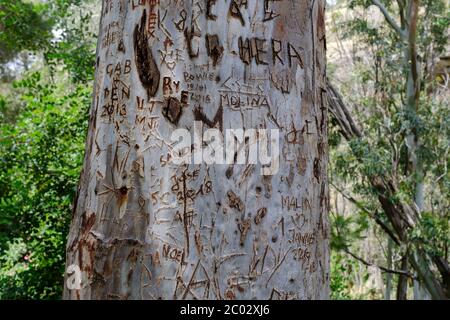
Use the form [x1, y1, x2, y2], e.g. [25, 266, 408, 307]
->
[220, 92, 270, 110]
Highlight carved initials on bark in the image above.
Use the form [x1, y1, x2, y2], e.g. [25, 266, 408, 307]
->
[133, 10, 160, 99]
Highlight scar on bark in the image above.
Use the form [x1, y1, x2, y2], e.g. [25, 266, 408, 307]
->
[184, 26, 199, 59]
[206, 0, 217, 20]
[193, 105, 223, 132]
[225, 166, 234, 179]
[313, 157, 320, 182]
[254, 208, 267, 225]
[229, 0, 245, 26]
[81, 211, 96, 233]
[194, 230, 203, 256]
[118, 186, 129, 207]
[134, 9, 160, 99]
[227, 190, 245, 212]
[118, 39, 125, 53]
[238, 219, 251, 246]
[163, 97, 182, 125]
[298, 157, 307, 176]
[205, 34, 224, 67]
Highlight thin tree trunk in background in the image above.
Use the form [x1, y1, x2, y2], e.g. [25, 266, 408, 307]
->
[413, 275, 422, 300]
[64, 0, 329, 300]
[385, 238, 393, 300]
[404, 1, 430, 301]
[397, 255, 409, 300]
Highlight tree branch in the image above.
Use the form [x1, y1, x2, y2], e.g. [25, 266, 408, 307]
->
[326, 80, 363, 139]
[327, 79, 418, 240]
[371, 0, 406, 38]
[344, 248, 416, 279]
[331, 182, 401, 245]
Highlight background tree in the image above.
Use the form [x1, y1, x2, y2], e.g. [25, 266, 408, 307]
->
[326, 0, 449, 299]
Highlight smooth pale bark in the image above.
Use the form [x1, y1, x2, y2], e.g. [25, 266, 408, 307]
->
[384, 238, 392, 300]
[64, 0, 329, 300]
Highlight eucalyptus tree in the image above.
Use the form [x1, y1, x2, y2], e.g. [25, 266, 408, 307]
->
[64, 0, 330, 300]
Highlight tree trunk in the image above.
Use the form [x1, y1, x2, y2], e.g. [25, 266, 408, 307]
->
[396, 254, 409, 300]
[384, 238, 393, 300]
[64, 0, 329, 300]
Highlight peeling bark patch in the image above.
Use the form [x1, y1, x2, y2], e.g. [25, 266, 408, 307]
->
[91, 270, 106, 288]
[81, 212, 96, 233]
[205, 34, 224, 66]
[313, 158, 320, 182]
[133, 10, 160, 99]
[163, 97, 182, 125]
[227, 190, 245, 212]
[317, 5, 325, 35]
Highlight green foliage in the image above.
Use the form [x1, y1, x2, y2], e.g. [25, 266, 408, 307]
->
[0, 0, 94, 82]
[0, 0, 85, 64]
[45, 2, 97, 83]
[0, 73, 90, 299]
[410, 212, 450, 257]
[330, 253, 357, 299]
[0, 0, 97, 299]
[330, 0, 450, 236]
[331, 212, 369, 251]
[0, 0, 51, 64]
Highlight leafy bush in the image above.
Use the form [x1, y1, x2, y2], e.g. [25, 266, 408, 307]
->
[0, 72, 90, 299]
